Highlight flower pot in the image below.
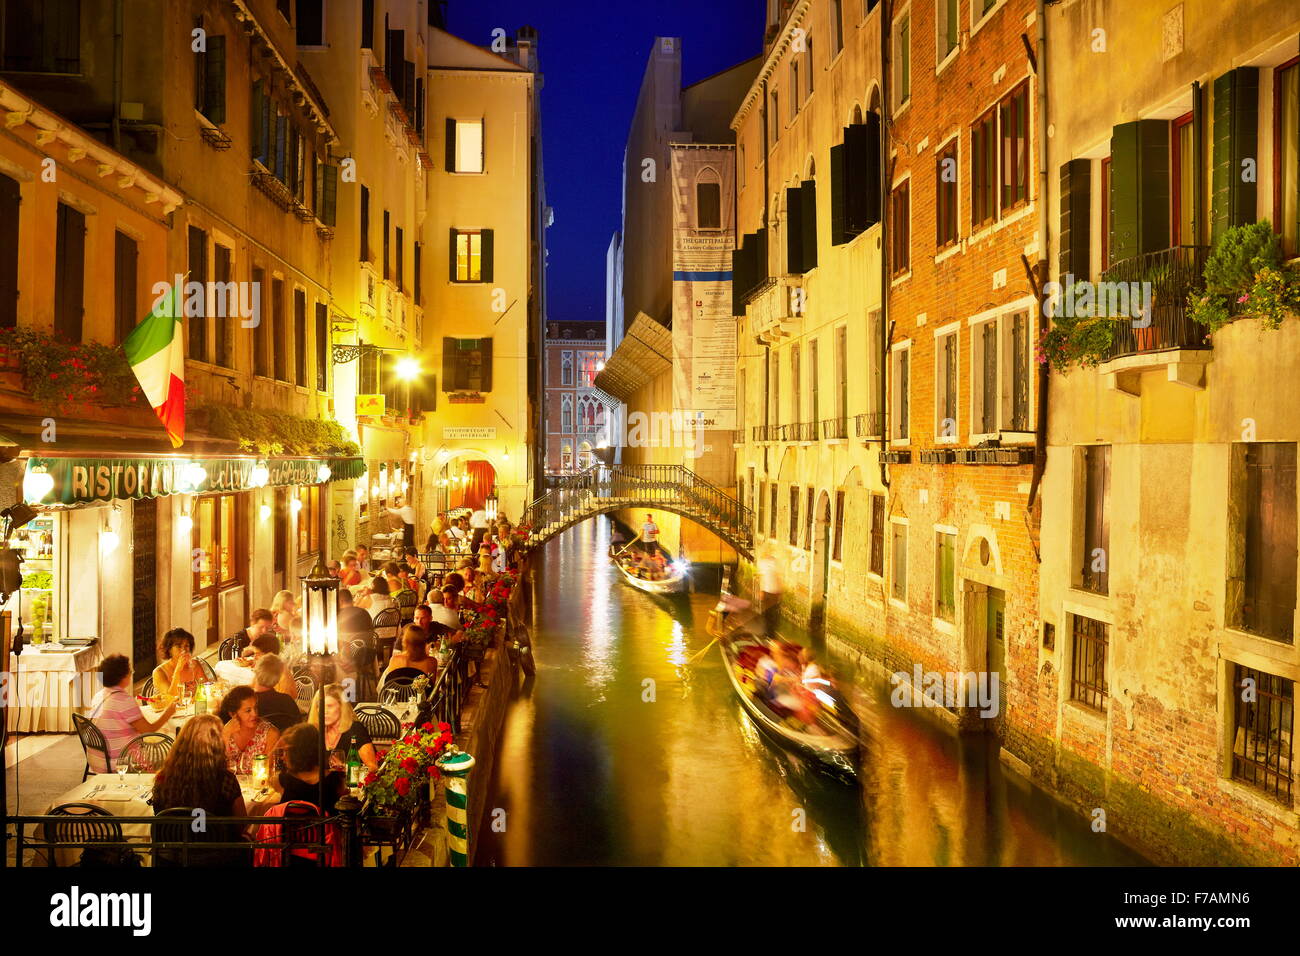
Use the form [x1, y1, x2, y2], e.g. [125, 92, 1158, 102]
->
[1134, 325, 1161, 351]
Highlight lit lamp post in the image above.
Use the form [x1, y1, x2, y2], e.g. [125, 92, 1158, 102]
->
[300, 562, 338, 815]
[485, 488, 498, 524]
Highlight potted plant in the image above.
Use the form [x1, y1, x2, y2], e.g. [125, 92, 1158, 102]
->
[1188, 221, 1300, 333]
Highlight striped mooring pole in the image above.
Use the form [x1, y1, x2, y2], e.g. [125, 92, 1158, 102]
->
[435, 747, 476, 867]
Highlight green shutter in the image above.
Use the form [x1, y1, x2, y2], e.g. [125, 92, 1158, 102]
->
[481, 229, 494, 283]
[830, 141, 848, 246]
[1058, 158, 1092, 281]
[446, 117, 457, 171]
[449, 228, 458, 281]
[442, 337, 457, 390]
[1211, 68, 1260, 241]
[786, 185, 804, 274]
[320, 162, 338, 226]
[1110, 123, 1139, 265]
[1109, 120, 1167, 265]
[205, 36, 226, 124]
[479, 337, 493, 392]
[800, 179, 818, 272]
[863, 112, 882, 228]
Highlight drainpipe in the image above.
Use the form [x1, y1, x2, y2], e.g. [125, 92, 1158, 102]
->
[1025, 0, 1049, 516]
[112, 0, 124, 151]
[879, 0, 892, 491]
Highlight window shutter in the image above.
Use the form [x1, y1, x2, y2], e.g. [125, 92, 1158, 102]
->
[1211, 68, 1260, 241]
[1109, 121, 1168, 265]
[732, 235, 750, 316]
[361, 0, 374, 49]
[800, 180, 818, 272]
[415, 78, 425, 136]
[442, 337, 457, 390]
[830, 141, 848, 245]
[449, 227, 458, 280]
[54, 204, 85, 344]
[481, 229, 494, 283]
[275, 114, 287, 181]
[755, 227, 768, 285]
[0, 173, 19, 329]
[205, 36, 226, 124]
[260, 86, 272, 167]
[320, 162, 338, 226]
[1137, 120, 1171, 255]
[1058, 158, 1092, 281]
[863, 112, 882, 228]
[446, 118, 457, 171]
[250, 82, 264, 161]
[480, 338, 494, 392]
[844, 122, 869, 235]
[786, 185, 804, 274]
[403, 61, 416, 118]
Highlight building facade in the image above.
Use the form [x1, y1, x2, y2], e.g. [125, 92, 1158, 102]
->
[543, 320, 608, 476]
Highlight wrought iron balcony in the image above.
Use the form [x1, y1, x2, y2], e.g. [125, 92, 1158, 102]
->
[1099, 245, 1211, 361]
[820, 417, 848, 440]
[855, 411, 883, 440]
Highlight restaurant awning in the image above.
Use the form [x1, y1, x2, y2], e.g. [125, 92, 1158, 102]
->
[591, 312, 672, 404]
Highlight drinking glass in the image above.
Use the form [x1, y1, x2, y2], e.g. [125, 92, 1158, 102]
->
[117, 764, 128, 782]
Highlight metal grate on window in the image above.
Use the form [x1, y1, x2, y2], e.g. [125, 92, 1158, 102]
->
[1232, 664, 1294, 805]
[1069, 615, 1108, 712]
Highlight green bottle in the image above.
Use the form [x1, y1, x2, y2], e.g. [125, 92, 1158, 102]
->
[194, 682, 207, 716]
[346, 741, 363, 787]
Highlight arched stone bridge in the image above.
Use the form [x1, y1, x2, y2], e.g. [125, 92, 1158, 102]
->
[522, 465, 754, 559]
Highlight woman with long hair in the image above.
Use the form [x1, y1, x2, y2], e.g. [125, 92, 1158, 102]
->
[152, 713, 249, 865]
[270, 590, 299, 641]
[307, 684, 379, 771]
[220, 685, 280, 775]
[382, 625, 438, 681]
[151, 628, 205, 701]
[357, 575, 394, 617]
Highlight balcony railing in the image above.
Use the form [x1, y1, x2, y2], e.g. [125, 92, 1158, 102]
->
[856, 411, 883, 440]
[751, 424, 775, 442]
[1099, 245, 1211, 361]
[820, 417, 848, 440]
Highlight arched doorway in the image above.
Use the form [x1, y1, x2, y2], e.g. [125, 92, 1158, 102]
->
[437, 458, 496, 513]
[577, 441, 594, 471]
[809, 490, 832, 648]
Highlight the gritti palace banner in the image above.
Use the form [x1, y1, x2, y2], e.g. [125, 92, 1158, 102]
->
[670, 145, 737, 432]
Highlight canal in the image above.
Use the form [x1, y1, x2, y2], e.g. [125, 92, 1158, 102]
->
[476, 519, 1148, 866]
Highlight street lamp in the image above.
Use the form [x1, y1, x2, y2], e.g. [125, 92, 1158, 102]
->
[485, 488, 498, 523]
[395, 356, 421, 381]
[300, 562, 339, 814]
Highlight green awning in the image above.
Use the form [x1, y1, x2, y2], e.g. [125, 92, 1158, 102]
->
[23, 455, 366, 506]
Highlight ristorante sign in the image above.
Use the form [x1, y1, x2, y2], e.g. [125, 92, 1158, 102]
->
[23, 456, 365, 506]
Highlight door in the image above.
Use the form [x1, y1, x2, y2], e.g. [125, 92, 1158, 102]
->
[985, 587, 1006, 738]
[809, 493, 831, 649]
[131, 498, 158, 682]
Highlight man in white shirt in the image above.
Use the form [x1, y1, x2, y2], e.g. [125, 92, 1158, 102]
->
[469, 507, 490, 554]
[387, 496, 416, 549]
[756, 548, 783, 637]
[638, 513, 663, 559]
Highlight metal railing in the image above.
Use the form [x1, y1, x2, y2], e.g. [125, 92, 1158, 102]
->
[1099, 245, 1211, 361]
[820, 417, 848, 440]
[522, 464, 754, 558]
[856, 411, 884, 440]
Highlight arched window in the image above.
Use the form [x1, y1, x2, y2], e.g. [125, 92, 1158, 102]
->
[561, 444, 573, 473]
[577, 395, 602, 433]
[577, 441, 594, 471]
[561, 394, 573, 433]
[696, 168, 722, 230]
[561, 350, 573, 386]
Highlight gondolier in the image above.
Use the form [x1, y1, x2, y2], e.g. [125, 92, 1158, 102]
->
[637, 513, 664, 559]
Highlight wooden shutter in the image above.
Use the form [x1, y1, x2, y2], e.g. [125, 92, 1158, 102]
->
[260, 85, 272, 166]
[844, 122, 870, 235]
[319, 162, 337, 226]
[361, 0, 374, 49]
[415, 78, 425, 135]
[294, 290, 307, 386]
[479, 338, 493, 392]
[387, 30, 405, 98]
[114, 231, 138, 346]
[382, 209, 390, 278]
[0, 172, 18, 329]
[481, 229, 494, 283]
[442, 337, 458, 390]
[446, 118, 457, 171]
[205, 36, 226, 124]
[863, 112, 882, 228]
[403, 61, 415, 118]
[1243, 442, 1298, 640]
[274, 114, 287, 181]
[1058, 158, 1091, 280]
[315, 304, 328, 392]
[54, 204, 85, 343]
[414, 241, 422, 305]
[448, 227, 458, 280]
[980, 321, 997, 432]
[830, 141, 848, 245]
[799, 180, 818, 272]
[786, 185, 804, 274]
[1211, 68, 1260, 241]
[732, 235, 749, 315]
[1109, 120, 1170, 265]
[755, 227, 768, 284]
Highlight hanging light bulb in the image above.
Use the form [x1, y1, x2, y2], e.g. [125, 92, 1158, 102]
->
[259, 503, 272, 521]
[250, 463, 270, 488]
[100, 529, 120, 553]
[23, 468, 55, 503]
[317, 464, 331, 483]
[177, 513, 193, 535]
[183, 462, 207, 489]
[290, 497, 303, 515]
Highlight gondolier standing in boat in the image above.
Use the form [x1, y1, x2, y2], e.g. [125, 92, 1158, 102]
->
[635, 513, 665, 559]
[756, 546, 784, 637]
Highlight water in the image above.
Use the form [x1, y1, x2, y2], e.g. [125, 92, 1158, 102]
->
[476, 520, 1148, 866]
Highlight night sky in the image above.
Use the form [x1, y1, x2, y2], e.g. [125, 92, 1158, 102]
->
[447, 0, 762, 323]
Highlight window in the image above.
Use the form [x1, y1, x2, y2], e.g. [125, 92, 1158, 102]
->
[891, 347, 909, 440]
[296, 0, 324, 45]
[1078, 445, 1111, 595]
[193, 494, 241, 596]
[833, 490, 845, 561]
[382, 210, 390, 279]
[578, 352, 600, 386]
[293, 289, 307, 386]
[831, 0, 844, 56]
[697, 178, 722, 230]
[315, 302, 328, 391]
[809, 339, 820, 424]
[395, 226, 404, 291]
[561, 445, 573, 472]
[1231, 664, 1294, 805]
[769, 350, 780, 424]
[54, 202, 85, 343]
[271, 278, 286, 381]
[972, 108, 997, 229]
[789, 486, 800, 546]
[936, 0, 958, 63]
[252, 267, 268, 376]
[413, 241, 422, 305]
[789, 60, 800, 120]
[805, 487, 814, 550]
[1236, 442, 1297, 642]
[1275, 58, 1299, 258]
[890, 180, 910, 274]
[869, 494, 885, 576]
[1006, 311, 1030, 430]
[935, 531, 956, 621]
[758, 480, 766, 536]
[769, 484, 778, 539]
[451, 229, 494, 283]
[2, 0, 80, 73]
[0, 172, 16, 329]
[213, 245, 232, 367]
[973, 0, 999, 27]
[561, 351, 574, 386]
[359, 185, 371, 262]
[113, 231, 138, 346]
[835, 326, 848, 426]
[893, 13, 910, 109]
[936, 329, 957, 439]
[250, 81, 272, 166]
[361, 0, 374, 50]
[578, 395, 603, 433]
[447, 118, 484, 173]
[1171, 112, 1195, 246]
[805, 39, 814, 98]
[186, 226, 207, 361]
[890, 522, 908, 602]
[297, 485, 320, 558]
[790, 345, 801, 426]
[936, 140, 958, 246]
[1069, 615, 1108, 712]
[972, 311, 1031, 435]
[770, 90, 780, 140]
[560, 394, 573, 433]
[999, 83, 1029, 211]
[442, 337, 493, 393]
[194, 29, 226, 124]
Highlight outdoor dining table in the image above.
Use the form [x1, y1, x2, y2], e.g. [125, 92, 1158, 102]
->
[5, 642, 102, 733]
[39, 772, 282, 866]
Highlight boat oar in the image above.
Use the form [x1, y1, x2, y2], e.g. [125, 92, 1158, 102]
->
[613, 533, 640, 558]
[685, 636, 719, 666]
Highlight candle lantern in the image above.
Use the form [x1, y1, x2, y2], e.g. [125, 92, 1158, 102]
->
[251, 754, 270, 788]
[300, 562, 339, 812]
[485, 488, 498, 523]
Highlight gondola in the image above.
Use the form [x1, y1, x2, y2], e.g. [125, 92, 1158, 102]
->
[608, 545, 687, 594]
[718, 628, 860, 782]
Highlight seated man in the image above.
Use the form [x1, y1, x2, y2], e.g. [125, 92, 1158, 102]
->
[230, 608, 274, 657]
[86, 654, 177, 773]
[251, 654, 302, 730]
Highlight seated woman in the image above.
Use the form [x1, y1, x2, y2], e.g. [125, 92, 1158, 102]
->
[152, 713, 250, 866]
[307, 683, 380, 772]
[274, 723, 346, 815]
[151, 627, 205, 701]
[270, 590, 299, 644]
[234, 633, 297, 695]
[382, 625, 438, 681]
[337, 551, 363, 588]
[220, 685, 281, 775]
[403, 547, 426, 580]
[356, 576, 394, 617]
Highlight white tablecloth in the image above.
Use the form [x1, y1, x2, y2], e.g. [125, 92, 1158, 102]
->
[213, 659, 254, 687]
[6, 644, 102, 733]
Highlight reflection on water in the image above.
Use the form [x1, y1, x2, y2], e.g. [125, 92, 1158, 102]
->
[476, 520, 1147, 866]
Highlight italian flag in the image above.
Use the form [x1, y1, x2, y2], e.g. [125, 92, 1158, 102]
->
[124, 283, 186, 448]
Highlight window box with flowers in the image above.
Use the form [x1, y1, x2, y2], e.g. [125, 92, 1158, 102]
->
[0, 327, 144, 409]
[1187, 221, 1300, 333]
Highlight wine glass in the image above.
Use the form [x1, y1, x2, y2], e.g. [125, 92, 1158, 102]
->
[117, 762, 128, 782]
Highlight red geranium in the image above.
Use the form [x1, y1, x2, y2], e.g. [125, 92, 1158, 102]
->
[364, 771, 378, 785]
[438, 722, 451, 732]
[394, 776, 411, 797]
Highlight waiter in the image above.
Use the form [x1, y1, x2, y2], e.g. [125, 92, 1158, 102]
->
[387, 495, 416, 550]
[469, 505, 490, 555]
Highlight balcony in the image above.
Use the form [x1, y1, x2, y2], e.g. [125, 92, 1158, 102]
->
[751, 425, 775, 443]
[1098, 245, 1214, 395]
[820, 418, 848, 441]
[746, 275, 804, 344]
[856, 411, 883, 441]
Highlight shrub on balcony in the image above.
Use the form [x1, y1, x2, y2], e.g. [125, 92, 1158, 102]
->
[1188, 221, 1300, 332]
[1038, 282, 1126, 372]
[202, 404, 361, 458]
[0, 326, 143, 409]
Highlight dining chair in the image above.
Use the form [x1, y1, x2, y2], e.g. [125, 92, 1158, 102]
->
[153, 805, 250, 867]
[378, 673, 419, 705]
[372, 607, 401, 669]
[263, 710, 301, 733]
[71, 713, 112, 780]
[139, 676, 156, 698]
[279, 800, 328, 867]
[44, 803, 123, 867]
[197, 657, 218, 682]
[293, 673, 316, 712]
[218, 636, 243, 661]
[352, 704, 402, 745]
[120, 732, 174, 773]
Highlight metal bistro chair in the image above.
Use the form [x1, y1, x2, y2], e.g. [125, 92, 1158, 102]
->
[378, 669, 423, 706]
[278, 800, 329, 868]
[293, 671, 317, 714]
[372, 607, 402, 669]
[395, 588, 419, 626]
[218, 635, 246, 661]
[352, 704, 402, 751]
[120, 732, 174, 773]
[140, 676, 156, 698]
[342, 635, 379, 702]
[424, 551, 448, 591]
[71, 713, 113, 781]
[43, 803, 124, 868]
[198, 657, 218, 682]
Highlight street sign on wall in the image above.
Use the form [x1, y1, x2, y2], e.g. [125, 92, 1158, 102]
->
[443, 426, 497, 440]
